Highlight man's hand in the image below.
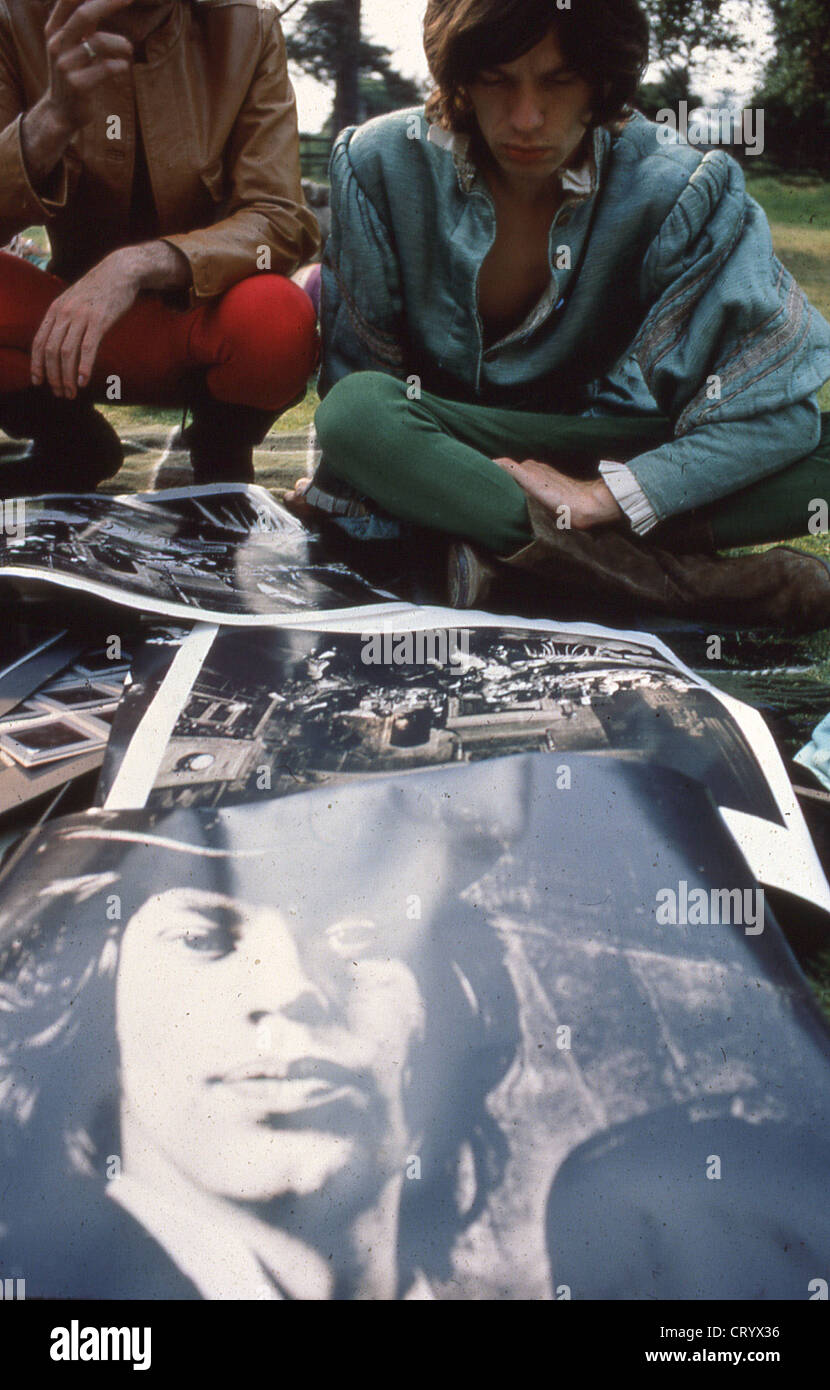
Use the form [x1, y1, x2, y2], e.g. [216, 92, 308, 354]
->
[21, 0, 134, 187]
[43, 0, 134, 129]
[284, 476, 315, 518]
[493, 457, 624, 530]
[31, 251, 139, 396]
[31, 242, 191, 397]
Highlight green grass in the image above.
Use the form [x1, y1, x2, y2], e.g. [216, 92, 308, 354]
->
[98, 382, 319, 438]
[744, 173, 830, 231]
[273, 385, 319, 433]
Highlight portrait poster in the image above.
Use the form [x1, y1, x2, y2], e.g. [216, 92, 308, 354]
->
[2, 757, 830, 1301]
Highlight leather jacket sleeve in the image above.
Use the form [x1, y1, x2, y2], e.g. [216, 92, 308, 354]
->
[0, 8, 74, 244]
[161, 8, 320, 300]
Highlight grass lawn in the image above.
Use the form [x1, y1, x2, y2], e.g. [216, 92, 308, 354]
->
[99, 389, 319, 437]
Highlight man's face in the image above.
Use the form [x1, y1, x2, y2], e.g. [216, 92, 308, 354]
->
[116, 887, 428, 1205]
[467, 26, 594, 185]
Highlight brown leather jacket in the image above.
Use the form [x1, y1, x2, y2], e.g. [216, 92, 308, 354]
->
[0, 0, 320, 298]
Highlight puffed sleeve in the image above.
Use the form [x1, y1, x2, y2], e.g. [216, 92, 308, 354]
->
[318, 127, 407, 397]
[620, 151, 830, 523]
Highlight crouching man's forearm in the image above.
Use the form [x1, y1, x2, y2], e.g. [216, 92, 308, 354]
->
[30, 240, 191, 398]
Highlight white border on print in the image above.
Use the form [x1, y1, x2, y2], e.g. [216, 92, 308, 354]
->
[95, 595, 830, 918]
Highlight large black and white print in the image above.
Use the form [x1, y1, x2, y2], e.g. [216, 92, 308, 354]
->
[98, 622, 786, 822]
[0, 486, 397, 623]
[0, 780, 521, 1300]
[3, 755, 830, 1300]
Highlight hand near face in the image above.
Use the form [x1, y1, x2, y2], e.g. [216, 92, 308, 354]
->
[43, 0, 134, 136]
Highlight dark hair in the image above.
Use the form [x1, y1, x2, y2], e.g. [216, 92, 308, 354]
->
[0, 793, 520, 1297]
[423, 0, 650, 135]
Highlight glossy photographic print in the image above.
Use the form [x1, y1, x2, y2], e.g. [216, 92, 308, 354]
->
[2, 759, 830, 1300]
[99, 621, 794, 831]
[0, 493, 828, 1313]
[0, 486, 400, 624]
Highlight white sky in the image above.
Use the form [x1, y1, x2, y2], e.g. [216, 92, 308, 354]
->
[287, 0, 775, 133]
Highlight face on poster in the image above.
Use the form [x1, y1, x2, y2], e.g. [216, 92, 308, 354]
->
[3, 757, 830, 1302]
[0, 778, 523, 1299]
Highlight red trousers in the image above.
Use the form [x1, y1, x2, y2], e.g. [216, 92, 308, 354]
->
[0, 251, 318, 410]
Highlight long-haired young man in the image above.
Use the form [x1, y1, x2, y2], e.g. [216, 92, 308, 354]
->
[295, 0, 830, 628]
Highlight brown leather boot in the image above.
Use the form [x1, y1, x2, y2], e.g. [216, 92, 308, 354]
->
[492, 498, 830, 632]
[447, 540, 501, 608]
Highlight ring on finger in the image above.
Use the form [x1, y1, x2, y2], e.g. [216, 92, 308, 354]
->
[81, 39, 96, 60]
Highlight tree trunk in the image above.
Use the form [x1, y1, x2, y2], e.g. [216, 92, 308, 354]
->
[332, 0, 361, 136]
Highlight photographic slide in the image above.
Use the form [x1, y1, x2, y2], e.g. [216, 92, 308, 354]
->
[0, 646, 132, 818]
[0, 627, 86, 719]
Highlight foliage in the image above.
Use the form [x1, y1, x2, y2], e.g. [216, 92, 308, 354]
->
[639, 0, 746, 106]
[640, 0, 745, 67]
[285, 0, 423, 133]
[753, 0, 830, 174]
[636, 71, 704, 120]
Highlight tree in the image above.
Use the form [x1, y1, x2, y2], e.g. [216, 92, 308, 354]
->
[636, 69, 704, 121]
[640, 0, 746, 105]
[753, 0, 830, 172]
[285, 0, 360, 134]
[284, 0, 423, 136]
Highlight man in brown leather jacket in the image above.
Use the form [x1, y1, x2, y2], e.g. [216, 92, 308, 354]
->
[0, 0, 320, 490]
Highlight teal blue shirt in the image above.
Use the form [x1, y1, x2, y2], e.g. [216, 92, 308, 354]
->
[320, 107, 830, 524]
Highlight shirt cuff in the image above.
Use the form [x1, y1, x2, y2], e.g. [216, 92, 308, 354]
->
[598, 460, 659, 534]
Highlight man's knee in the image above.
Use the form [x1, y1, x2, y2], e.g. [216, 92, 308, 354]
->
[206, 273, 318, 408]
[315, 371, 405, 463]
[216, 274, 316, 355]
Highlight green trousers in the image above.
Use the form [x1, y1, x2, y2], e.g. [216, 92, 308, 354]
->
[314, 371, 830, 554]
